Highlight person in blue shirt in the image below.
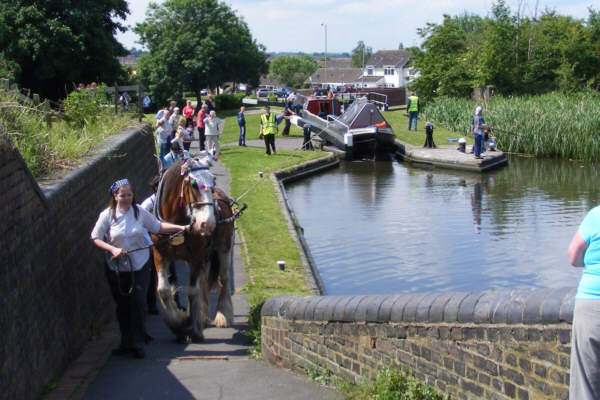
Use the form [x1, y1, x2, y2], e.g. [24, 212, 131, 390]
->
[142, 93, 151, 113]
[568, 205, 600, 399]
[161, 142, 189, 171]
[237, 106, 246, 146]
[470, 106, 485, 159]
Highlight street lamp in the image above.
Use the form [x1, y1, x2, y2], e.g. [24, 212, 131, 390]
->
[361, 42, 365, 88]
[321, 23, 327, 69]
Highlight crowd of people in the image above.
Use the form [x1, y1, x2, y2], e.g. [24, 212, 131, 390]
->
[153, 94, 220, 164]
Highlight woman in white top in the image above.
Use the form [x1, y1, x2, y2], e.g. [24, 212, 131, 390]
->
[203, 110, 224, 154]
[91, 178, 188, 358]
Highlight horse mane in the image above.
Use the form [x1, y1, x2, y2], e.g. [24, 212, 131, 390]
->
[159, 160, 185, 205]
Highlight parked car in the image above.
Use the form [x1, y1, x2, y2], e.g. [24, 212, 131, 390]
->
[277, 87, 293, 98]
[256, 88, 275, 98]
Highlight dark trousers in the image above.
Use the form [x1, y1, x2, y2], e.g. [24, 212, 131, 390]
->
[198, 127, 206, 151]
[408, 111, 418, 131]
[264, 133, 276, 155]
[474, 134, 483, 157]
[238, 125, 246, 146]
[282, 118, 291, 136]
[106, 262, 150, 349]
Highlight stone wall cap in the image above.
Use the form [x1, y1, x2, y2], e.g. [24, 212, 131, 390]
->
[262, 287, 576, 325]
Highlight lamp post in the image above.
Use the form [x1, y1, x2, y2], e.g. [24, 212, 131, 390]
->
[361, 42, 365, 88]
[321, 23, 327, 69]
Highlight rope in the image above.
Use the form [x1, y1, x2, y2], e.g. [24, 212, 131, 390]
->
[233, 121, 329, 203]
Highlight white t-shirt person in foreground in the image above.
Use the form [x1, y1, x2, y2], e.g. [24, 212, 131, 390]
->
[91, 179, 188, 358]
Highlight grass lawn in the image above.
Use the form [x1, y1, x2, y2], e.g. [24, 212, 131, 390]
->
[382, 109, 473, 147]
[218, 110, 321, 301]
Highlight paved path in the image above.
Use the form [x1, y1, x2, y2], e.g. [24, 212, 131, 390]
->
[49, 134, 340, 400]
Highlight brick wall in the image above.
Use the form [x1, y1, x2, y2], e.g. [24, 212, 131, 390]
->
[262, 288, 576, 399]
[0, 124, 156, 400]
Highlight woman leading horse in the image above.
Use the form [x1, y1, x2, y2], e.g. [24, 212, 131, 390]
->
[152, 157, 235, 342]
[91, 179, 188, 358]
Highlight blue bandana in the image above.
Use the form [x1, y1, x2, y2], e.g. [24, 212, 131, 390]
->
[109, 178, 130, 195]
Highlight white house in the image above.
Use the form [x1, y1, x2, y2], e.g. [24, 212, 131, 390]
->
[305, 68, 363, 88]
[356, 50, 413, 89]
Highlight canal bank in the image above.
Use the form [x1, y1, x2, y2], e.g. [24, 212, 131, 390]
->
[262, 143, 585, 399]
[44, 133, 341, 400]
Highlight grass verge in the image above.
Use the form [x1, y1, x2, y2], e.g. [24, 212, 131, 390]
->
[2, 90, 138, 178]
[217, 111, 321, 356]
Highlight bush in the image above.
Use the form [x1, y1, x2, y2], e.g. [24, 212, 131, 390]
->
[339, 366, 448, 400]
[302, 83, 312, 89]
[213, 93, 244, 110]
[267, 93, 277, 102]
[63, 86, 110, 127]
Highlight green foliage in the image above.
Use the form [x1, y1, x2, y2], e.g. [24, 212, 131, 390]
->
[306, 365, 332, 386]
[350, 41, 373, 68]
[268, 54, 319, 88]
[423, 91, 600, 161]
[0, 0, 129, 100]
[267, 93, 277, 102]
[213, 93, 245, 110]
[411, 2, 600, 99]
[63, 86, 110, 128]
[0, 89, 133, 177]
[134, 0, 267, 108]
[0, 53, 17, 81]
[339, 366, 447, 400]
[242, 296, 265, 359]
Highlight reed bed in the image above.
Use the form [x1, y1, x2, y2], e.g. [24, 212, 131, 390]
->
[0, 90, 136, 177]
[424, 91, 600, 162]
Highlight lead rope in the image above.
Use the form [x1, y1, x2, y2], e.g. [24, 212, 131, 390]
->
[233, 118, 329, 203]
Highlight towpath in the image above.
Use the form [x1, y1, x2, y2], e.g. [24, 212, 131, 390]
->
[46, 136, 340, 400]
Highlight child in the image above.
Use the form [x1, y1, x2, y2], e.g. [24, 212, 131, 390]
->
[171, 118, 186, 151]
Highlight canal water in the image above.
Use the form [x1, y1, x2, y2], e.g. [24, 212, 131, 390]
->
[284, 156, 600, 295]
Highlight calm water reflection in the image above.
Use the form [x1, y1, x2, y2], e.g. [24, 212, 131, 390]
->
[284, 156, 600, 295]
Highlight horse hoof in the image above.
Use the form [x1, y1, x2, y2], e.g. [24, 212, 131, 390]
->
[175, 334, 189, 344]
[214, 312, 230, 328]
[191, 333, 205, 343]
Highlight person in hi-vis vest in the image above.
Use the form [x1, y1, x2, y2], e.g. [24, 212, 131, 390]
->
[259, 105, 278, 155]
[407, 92, 419, 131]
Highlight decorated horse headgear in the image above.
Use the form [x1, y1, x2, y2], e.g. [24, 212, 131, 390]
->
[109, 178, 130, 195]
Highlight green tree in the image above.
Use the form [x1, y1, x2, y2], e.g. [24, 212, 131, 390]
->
[268, 55, 318, 88]
[350, 41, 373, 68]
[0, 0, 129, 99]
[410, 15, 475, 102]
[134, 0, 267, 107]
[410, 2, 600, 98]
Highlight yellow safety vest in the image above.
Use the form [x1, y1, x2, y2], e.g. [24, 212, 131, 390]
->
[261, 113, 277, 135]
[408, 95, 419, 112]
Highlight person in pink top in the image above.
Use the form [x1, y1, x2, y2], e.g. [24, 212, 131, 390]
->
[182, 100, 195, 129]
[196, 103, 208, 151]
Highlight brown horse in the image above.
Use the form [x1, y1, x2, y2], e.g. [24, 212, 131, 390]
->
[151, 157, 234, 342]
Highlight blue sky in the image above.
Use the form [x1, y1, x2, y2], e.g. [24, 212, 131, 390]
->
[117, 0, 596, 53]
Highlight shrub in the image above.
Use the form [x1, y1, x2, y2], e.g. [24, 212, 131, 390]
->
[339, 366, 448, 400]
[213, 93, 244, 110]
[267, 93, 277, 102]
[63, 86, 110, 127]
